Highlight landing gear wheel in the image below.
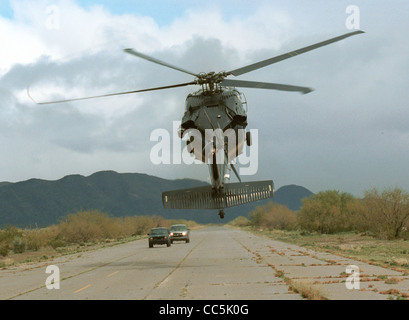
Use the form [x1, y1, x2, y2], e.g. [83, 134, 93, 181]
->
[219, 210, 225, 219]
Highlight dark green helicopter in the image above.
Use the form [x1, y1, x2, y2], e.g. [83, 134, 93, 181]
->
[31, 30, 364, 219]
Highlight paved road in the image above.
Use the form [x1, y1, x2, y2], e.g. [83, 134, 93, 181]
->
[1, 227, 408, 300]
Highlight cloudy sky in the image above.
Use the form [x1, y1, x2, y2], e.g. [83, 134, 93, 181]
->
[1, 0, 408, 197]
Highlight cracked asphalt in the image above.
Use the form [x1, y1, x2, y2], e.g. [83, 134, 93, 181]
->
[1, 226, 408, 300]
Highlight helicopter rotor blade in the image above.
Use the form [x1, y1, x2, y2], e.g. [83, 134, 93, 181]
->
[29, 81, 197, 105]
[124, 48, 200, 78]
[221, 79, 313, 94]
[228, 30, 365, 77]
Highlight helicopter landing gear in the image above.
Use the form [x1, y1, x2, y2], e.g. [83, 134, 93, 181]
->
[218, 210, 225, 219]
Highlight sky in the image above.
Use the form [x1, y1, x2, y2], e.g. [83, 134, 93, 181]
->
[0, 0, 408, 197]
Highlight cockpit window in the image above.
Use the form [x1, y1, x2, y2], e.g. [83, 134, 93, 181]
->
[238, 92, 247, 111]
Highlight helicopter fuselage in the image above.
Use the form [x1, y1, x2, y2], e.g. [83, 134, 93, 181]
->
[180, 87, 249, 191]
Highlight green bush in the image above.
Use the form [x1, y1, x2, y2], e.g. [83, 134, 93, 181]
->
[295, 187, 409, 239]
[297, 191, 358, 234]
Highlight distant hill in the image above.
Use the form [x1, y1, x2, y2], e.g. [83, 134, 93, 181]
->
[273, 184, 314, 211]
[0, 171, 313, 228]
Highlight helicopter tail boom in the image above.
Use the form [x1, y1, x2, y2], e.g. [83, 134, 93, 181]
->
[162, 180, 273, 210]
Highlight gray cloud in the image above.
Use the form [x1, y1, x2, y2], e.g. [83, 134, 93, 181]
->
[1, 1, 409, 198]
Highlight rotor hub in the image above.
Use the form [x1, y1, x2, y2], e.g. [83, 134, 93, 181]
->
[195, 71, 231, 93]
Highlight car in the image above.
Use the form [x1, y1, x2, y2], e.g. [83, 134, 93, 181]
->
[148, 227, 171, 248]
[169, 224, 190, 243]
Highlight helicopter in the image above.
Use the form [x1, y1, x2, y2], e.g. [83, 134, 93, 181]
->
[30, 30, 364, 219]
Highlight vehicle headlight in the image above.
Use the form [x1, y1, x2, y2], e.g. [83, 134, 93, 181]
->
[182, 232, 187, 236]
[170, 232, 174, 236]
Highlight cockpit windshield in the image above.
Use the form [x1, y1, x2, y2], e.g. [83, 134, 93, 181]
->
[238, 92, 247, 112]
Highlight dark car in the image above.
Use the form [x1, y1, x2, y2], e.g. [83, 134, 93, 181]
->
[148, 227, 171, 248]
[169, 224, 190, 243]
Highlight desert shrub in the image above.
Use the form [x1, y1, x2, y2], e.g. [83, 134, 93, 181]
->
[12, 236, 26, 254]
[229, 216, 250, 227]
[0, 243, 9, 257]
[56, 210, 174, 243]
[57, 210, 115, 243]
[24, 228, 51, 251]
[362, 188, 409, 239]
[121, 215, 166, 236]
[0, 211, 200, 254]
[249, 202, 297, 230]
[297, 191, 358, 234]
[49, 239, 66, 249]
[0, 226, 23, 256]
[0, 225, 22, 242]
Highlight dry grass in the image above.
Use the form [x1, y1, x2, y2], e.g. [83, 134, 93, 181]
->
[0, 210, 200, 267]
[289, 281, 328, 300]
[243, 228, 409, 274]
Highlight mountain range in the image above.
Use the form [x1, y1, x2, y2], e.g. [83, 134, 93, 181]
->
[0, 171, 313, 228]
